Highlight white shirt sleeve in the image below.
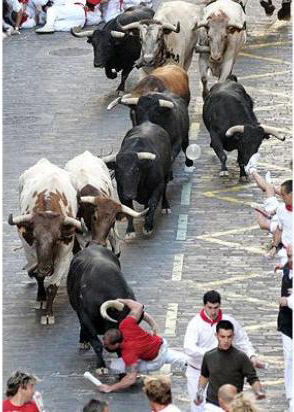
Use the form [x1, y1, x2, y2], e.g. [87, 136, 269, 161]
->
[287, 294, 293, 310]
[230, 316, 256, 359]
[184, 317, 206, 362]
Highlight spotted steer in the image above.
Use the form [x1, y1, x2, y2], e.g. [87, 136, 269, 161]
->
[8, 158, 86, 325]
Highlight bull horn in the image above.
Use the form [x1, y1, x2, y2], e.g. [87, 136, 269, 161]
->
[194, 44, 210, 53]
[71, 26, 94, 37]
[8, 213, 33, 225]
[121, 96, 139, 105]
[63, 216, 88, 234]
[80, 196, 97, 205]
[110, 30, 126, 38]
[100, 300, 125, 322]
[101, 153, 117, 163]
[137, 152, 156, 160]
[158, 99, 174, 109]
[162, 21, 180, 33]
[260, 125, 286, 141]
[121, 204, 149, 217]
[107, 94, 133, 110]
[118, 21, 141, 31]
[225, 125, 244, 136]
[197, 20, 208, 29]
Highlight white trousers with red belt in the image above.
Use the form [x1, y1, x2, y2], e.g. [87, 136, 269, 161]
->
[186, 365, 208, 412]
[109, 339, 187, 373]
[45, 4, 86, 31]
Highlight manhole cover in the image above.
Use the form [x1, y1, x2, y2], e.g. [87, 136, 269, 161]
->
[50, 47, 91, 57]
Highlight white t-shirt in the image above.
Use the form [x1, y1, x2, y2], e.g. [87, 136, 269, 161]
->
[276, 203, 292, 247]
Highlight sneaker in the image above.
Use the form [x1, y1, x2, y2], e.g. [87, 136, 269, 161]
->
[35, 25, 54, 34]
[245, 153, 260, 175]
[11, 28, 20, 35]
[265, 171, 272, 184]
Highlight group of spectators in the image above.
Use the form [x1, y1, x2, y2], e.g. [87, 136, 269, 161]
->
[3, 0, 151, 35]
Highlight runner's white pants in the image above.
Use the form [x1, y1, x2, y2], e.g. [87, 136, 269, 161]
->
[110, 339, 187, 373]
[186, 365, 207, 412]
[282, 333, 292, 402]
[45, 4, 86, 31]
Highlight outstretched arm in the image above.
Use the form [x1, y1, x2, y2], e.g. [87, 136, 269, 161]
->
[117, 299, 144, 322]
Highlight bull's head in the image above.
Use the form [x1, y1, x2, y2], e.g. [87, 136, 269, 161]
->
[8, 212, 87, 277]
[107, 93, 174, 127]
[71, 26, 126, 68]
[102, 151, 156, 201]
[225, 124, 286, 169]
[118, 19, 180, 69]
[196, 12, 245, 63]
[78, 196, 148, 245]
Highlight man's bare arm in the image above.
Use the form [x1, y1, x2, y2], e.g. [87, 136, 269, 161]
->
[194, 375, 208, 405]
[251, 381, 265, 400]
[98, 365, 138, 393]
[117, 299, 144, 321]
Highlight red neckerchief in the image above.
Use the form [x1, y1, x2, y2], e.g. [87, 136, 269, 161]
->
[286, 205, 292, 212]
[200, 308, 222, 325]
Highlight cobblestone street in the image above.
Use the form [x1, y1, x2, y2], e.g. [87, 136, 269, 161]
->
[2, 1, 292, 411]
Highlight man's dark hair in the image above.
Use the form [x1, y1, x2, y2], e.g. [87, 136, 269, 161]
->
[281, 180, 292, 194]
[103, 328, 123, 344]
[216, 320, 234, 333]
[83, 399, 108, 412]
[203, 290, 221, 305]
[6, 371, 37, 397]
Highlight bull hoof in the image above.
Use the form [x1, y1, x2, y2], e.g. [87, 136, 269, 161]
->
[239, 176, 249, 183]
[161, 208, 171, 214]
[219, 170, 229, 177]
[143, 228, 153, 236]
[184, 165, 195, 173]
[33, 300, 46, 310]
[79, 342, 91, 351]
[41, 315, 55, 325]
[125, 232, 136, 240]
[95, 367, 109, 375]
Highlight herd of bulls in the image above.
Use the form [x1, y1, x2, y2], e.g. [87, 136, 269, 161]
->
[8, 0, 288, 371]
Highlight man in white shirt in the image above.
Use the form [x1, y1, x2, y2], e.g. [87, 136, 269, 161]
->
[268, 180, 292, 265]
[183, 290, 264, 412]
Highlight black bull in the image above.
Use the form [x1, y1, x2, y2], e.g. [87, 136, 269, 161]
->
[104, 121, 172, 237]
[202, 78, 285, 181]
[72, 6, 154, 91]
[67, 244, 135, 368]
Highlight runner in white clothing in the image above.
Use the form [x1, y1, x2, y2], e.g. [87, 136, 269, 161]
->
[34, 0, 86, 33]
[183, 291, 265, 412]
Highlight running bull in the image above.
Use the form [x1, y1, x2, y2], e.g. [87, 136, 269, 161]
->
[109, 91, 194, 171]
[195, 0, 246, 99]
[8, 158, 87, 325]
[67, 243, 158, 370]
[118, 1, 201, 73]
[65, 150, 148, 256]
[202, 78, 286, 181]
[102, 121, 172, 238]
[71, 5, 154, 92]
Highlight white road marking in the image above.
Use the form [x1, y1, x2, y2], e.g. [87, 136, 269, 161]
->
[176, 214, 188, 241]
[181, 182, 192, 206]
[172, 254, 184, 281]
[165, 303, 178, 336]
[239, 69, 291, 80]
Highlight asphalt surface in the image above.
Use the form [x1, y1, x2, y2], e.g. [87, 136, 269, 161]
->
[2, 1, 292, 411]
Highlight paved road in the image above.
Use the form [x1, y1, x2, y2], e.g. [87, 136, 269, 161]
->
[3, 2, 292, 411]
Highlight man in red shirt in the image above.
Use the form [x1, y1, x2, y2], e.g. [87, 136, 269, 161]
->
[98, 299, 187, 392]
[3, 371, 40, 412]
